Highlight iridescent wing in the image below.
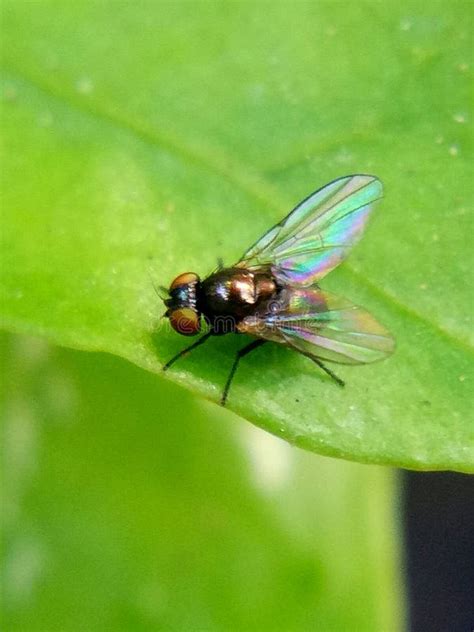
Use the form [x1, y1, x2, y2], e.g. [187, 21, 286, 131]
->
[237, 288, 395, 364]
[236, 175, 383, 286]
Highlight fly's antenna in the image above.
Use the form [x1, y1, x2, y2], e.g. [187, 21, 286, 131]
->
[154, 280, 169, 300]
[147, 270, 169, 321]
[148, 269, 168, 301]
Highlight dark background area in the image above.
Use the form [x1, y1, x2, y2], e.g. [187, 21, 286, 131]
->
[404, 471, 474, 632]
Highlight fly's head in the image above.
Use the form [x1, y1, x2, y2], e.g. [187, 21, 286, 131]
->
[164, 272, 202, 336]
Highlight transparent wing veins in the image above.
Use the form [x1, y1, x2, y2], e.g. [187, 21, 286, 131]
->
[237, 174, 383, 286]
[238, 287, 395, 365]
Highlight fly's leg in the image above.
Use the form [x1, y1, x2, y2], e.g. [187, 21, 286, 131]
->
[308, 355, 345, 387]
[163, 332, 212, 371]
[221, 339, 267, 406]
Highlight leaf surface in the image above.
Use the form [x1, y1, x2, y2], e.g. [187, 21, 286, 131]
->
[1, 2, 473, 470]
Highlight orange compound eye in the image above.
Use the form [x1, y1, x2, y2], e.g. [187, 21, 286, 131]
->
[170, 272, 200, 291]
[169, 307, 201, 336]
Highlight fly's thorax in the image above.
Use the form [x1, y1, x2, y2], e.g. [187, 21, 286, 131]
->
[200, 267, 277, 323]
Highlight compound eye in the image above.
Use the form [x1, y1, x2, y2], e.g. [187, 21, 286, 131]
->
[169, 307, 201, 336]
[170, 272, 199, 291]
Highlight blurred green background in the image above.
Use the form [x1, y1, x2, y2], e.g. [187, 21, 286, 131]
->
[1, 1, 472, 629]
[1, 334, 401, 630]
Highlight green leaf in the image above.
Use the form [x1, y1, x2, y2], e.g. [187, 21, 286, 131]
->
[1, 2, 472, 470]
[1, 334, 403, 631]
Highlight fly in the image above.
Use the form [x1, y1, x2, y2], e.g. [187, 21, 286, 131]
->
[162, 174, 395, 405]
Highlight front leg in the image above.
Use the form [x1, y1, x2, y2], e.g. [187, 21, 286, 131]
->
[163, 332, 212, 371]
